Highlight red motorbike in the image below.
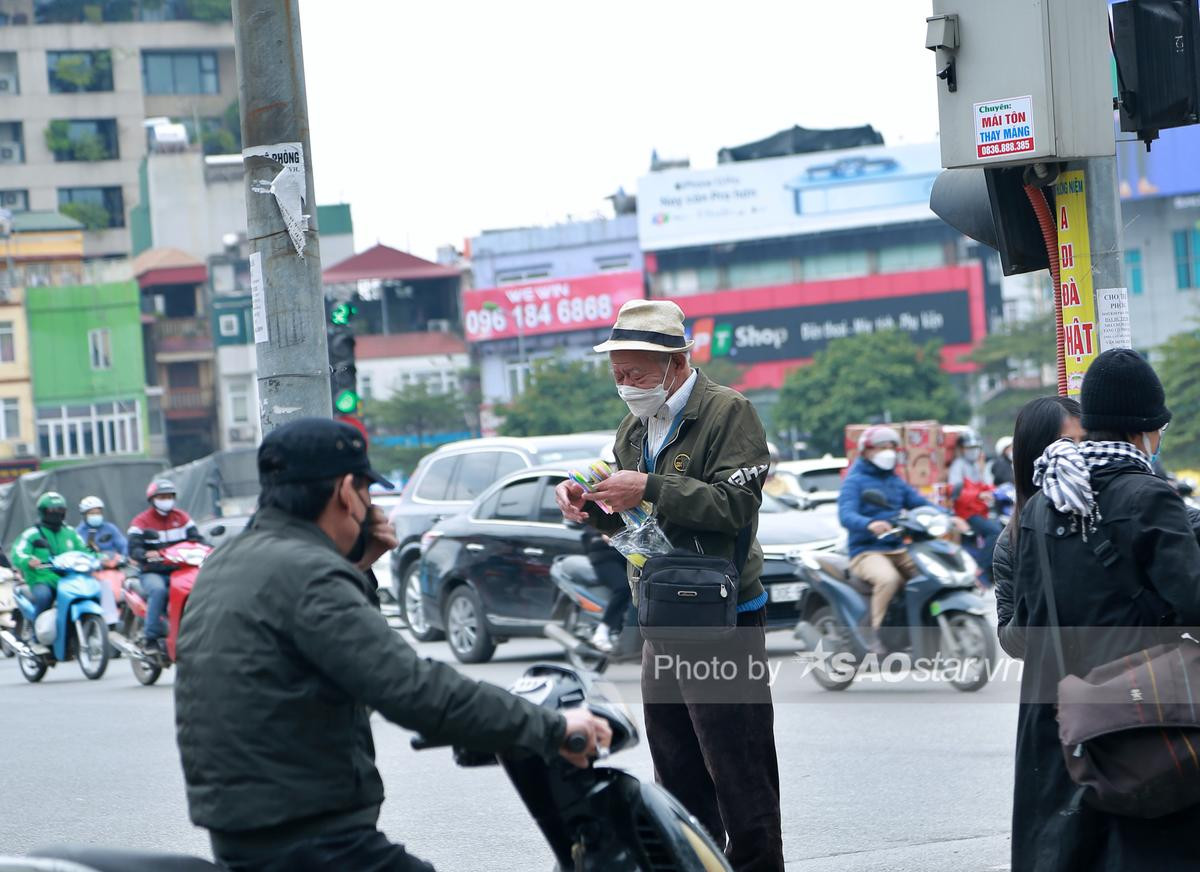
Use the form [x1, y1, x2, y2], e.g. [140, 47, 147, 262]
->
[114, 535, 215, 686]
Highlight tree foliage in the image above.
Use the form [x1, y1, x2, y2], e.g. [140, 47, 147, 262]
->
[1157, 328, 1200, 470]
[775, 331, 969, 455]
[498, 357, 627, 437]
[371, 381, 467, 445]
[963, 315, 1056, 381]
[59, 201, 112, 231]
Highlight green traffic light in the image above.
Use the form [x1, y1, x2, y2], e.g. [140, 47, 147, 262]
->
[334, 389, 360, 414]
[330, 302, 358, 326]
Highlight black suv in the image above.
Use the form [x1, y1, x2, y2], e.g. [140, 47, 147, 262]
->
[390, 433, 614, 639]
[418, 462, 841, 663]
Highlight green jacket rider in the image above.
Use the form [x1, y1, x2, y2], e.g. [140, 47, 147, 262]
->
[12, 492, 87, 590]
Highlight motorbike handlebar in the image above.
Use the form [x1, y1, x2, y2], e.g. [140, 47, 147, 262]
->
[564, 731, 588, 754]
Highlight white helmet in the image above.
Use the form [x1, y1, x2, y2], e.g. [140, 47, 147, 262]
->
[858, 425, 901, 451]
[995, 436, 1014, 457]
[79, 495, 105, 514]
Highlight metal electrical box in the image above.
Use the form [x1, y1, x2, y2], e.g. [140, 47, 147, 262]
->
[928, 0, 1115, 169]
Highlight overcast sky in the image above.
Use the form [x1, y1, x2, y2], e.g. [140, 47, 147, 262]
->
[297, 1, 941, 263]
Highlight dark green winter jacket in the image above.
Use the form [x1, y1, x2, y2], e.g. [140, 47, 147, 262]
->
[175, 507, 566, 840]
[596, 369, 770, 606]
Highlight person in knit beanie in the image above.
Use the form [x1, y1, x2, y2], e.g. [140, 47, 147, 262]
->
[1006, 348, 1200, 871]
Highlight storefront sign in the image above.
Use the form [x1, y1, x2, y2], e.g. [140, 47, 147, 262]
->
[637, 143, 941, 251]
[464, 271, 643, 343]
[1054, 171, 1098, 395]
[0, 458, 38, 485]
[680, 265, 987, 374]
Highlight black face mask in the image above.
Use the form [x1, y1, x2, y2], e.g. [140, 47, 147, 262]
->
[345, 489, 371, 564]
[41, 513, 65, 532]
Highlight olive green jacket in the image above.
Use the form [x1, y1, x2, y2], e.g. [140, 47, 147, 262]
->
[595, 369, 769, 605]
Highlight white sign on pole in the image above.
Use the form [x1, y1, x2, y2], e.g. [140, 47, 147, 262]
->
[1096, 287, 1132, 352]
[249, 251, 269, 344]
[972, 95, 1036, 161]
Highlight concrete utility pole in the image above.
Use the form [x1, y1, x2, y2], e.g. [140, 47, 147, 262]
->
[233, 0, 331, 433]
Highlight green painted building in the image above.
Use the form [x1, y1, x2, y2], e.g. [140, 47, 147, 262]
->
[27, 281, 149, 465]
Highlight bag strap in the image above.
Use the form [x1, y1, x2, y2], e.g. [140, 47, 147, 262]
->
[1032, 504, 1069, 679]
[691, 526, 751, 574]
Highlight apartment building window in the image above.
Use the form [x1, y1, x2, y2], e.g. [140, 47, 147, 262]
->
[1173, 230, 1200, 290]
[0, 321, 13, 363]
[0, 122, 23, 164]
[46, 50, 114, 93]
[0, 397, 18, 440]
[1125, 248, 1144, 296]
[47, 118, 119, 162]
[0, 190, 28, 212]
[496, 266, 551, 284]
[228, 381, 250, 424]
[142, 51, 219, 95]
[0, 53, 18, 95]
[37, 400, 142, 460]
[88, 328, 112, 370]
[58, 187, 125, 229]
[595, 255, 631, 272]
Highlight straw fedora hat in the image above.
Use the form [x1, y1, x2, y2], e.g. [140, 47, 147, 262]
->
[593, 299, 694, 354]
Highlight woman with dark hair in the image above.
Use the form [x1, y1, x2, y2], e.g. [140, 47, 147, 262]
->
[993, 395, 1082, 658]
[1008, 350, 1200, 871]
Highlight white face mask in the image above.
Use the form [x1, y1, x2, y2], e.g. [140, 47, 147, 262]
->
[871, 449, 898, 471]
[153, 498, 175, 514]
[617, 367, 674, 419]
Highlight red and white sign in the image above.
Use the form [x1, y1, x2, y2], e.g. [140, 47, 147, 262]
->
[463, 271, 643, 342]
[973, 95, 1036, 160]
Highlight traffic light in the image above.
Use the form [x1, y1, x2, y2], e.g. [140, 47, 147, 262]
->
[1113, 0, 1200, 148]
[327, 302, 359, 416]
[929, 165, 1052, 276]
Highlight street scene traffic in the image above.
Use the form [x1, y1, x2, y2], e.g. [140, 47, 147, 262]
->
[3, 0, 1200, 870]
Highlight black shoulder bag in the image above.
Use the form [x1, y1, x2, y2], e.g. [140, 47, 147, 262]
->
[636, 527, 750, 642]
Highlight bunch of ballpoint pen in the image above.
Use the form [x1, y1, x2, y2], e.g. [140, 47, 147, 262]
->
[567, 460, 653, 527]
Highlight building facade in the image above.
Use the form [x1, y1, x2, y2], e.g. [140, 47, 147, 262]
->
[464, 214, 643, 431]
[356, 332, 470, 403]
[27, 279, 147, 465]
[635, 141, 1000, 432]
[0, 285, 35, 479]
[0, 3, 236, 258]
[211, 291, 258, 451]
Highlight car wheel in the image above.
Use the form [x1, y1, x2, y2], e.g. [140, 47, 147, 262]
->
[443, 586, 496, 664]
[402, 563, 444, 643]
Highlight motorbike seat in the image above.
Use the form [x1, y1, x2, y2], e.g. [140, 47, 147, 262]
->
[815, 555, 874, 597]
[30, 846, 221, 871]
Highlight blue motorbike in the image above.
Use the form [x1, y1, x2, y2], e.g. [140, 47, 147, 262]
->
[791, 489, 996, 693]
[9, 550, 109, 683]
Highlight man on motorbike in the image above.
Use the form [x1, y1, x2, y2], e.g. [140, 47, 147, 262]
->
[76, 496, 128, 558]
[127, 479, 202, 653]
[839, 427, 967, 652]
[948, 431, 1003, 584]
[175, 418, 611, 872]
[11, 492, 88, 617]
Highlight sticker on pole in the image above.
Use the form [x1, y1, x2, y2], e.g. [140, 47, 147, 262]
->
[250, 251, 269, 344]
[973, 96, 1035, 160]
[245, 142, 308, 257]
[1097, 287, 1132, 352]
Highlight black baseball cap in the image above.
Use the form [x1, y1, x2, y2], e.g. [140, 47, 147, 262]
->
[258, 417, 394, 489]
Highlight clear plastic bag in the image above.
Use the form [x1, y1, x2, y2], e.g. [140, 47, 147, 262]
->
[608, 518, 674, 569]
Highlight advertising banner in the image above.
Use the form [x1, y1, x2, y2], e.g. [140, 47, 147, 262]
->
[1053, 171, 1098, 396]
[678, 265, 987, 379]
[637, 143, 941, 252]
[463, 271, 643, 343]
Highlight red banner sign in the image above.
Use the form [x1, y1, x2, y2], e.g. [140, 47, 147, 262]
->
[463, 271, 643, 342]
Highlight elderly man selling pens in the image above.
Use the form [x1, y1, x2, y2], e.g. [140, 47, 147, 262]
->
[555, 299, 785, 872]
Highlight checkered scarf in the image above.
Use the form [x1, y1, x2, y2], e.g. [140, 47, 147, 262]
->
[1033, 438, 1154, 538]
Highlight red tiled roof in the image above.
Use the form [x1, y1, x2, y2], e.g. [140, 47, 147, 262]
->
[323, 244, 460, 284]
[133, 247, 207, 289]
[355, 332, 467, 360]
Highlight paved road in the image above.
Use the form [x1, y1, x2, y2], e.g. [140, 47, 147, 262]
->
[0, 625, 1019, 870]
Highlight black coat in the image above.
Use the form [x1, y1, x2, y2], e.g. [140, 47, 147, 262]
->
[992, 524, 1024, 658]
[175, 508, 565, 838]
[1008, 461, 1200, 871]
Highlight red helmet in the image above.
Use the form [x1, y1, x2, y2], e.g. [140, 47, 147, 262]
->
[146, 478, 177, 501]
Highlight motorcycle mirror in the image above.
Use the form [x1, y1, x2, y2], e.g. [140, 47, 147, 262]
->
[209, 525, 227, 537]
[861, 489, 892, 509]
